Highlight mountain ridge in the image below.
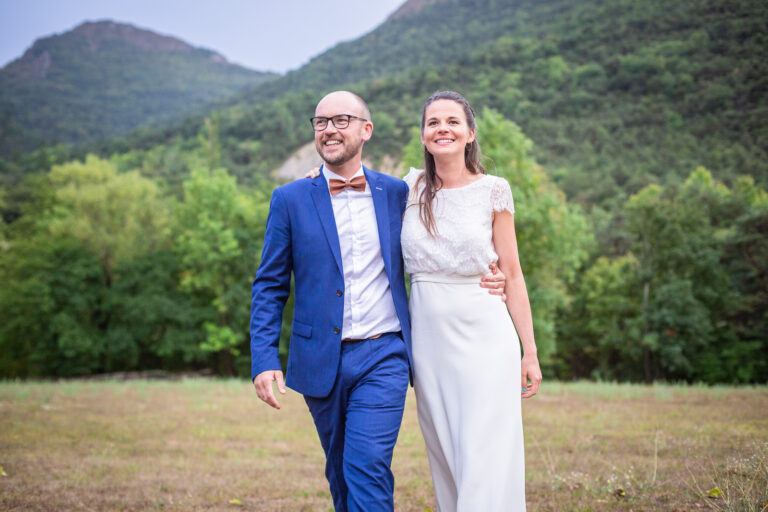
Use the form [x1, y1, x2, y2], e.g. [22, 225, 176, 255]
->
[3, 0, 766, 204]
[0, 20, 275, 155]
[386, 0, 445, 20]
[150, 0, 763, 203]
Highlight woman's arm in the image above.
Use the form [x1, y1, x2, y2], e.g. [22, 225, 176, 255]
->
[492, 209, 542, 398]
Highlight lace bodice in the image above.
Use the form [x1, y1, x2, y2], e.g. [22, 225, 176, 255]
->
[401, 168, 514, 276]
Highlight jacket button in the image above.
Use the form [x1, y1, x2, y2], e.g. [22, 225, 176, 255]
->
[333, 327, 340, 334]
[336, 289, 343, 296]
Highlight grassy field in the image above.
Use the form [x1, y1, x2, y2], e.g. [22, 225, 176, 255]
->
[0, 380, 766, 511]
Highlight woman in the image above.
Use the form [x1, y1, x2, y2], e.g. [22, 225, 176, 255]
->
[401, 90, 541, 511]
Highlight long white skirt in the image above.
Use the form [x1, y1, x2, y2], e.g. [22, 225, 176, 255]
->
[410, 273, 526, 512]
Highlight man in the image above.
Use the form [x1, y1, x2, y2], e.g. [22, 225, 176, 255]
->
[250, 91, 503, 512]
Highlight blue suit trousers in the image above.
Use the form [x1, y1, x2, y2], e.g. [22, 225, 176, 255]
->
[304, 333, 409, 512]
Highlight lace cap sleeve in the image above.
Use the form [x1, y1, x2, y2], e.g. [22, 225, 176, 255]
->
[490, 176, 515, 215]
[402, 167, 424, 189]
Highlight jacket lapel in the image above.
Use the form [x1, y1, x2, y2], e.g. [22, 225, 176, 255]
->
[310, 168, 343, 275]
[366, 167, 393, 279]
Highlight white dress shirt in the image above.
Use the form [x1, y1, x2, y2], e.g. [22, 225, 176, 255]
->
[323, 165, 401, 340]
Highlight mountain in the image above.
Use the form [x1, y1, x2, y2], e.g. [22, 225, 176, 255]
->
[4, 0, 767, 205]
[229, 0, 519, 103]
[0, 20, 275, 155]
[108, 0, 762, 205]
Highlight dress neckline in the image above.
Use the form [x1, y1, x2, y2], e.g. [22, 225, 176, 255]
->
[439, 174, 488, 192]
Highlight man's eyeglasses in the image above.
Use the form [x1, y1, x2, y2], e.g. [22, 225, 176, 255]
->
[310, 114, 368, 131]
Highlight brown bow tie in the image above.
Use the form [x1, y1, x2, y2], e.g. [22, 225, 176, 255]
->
[329, 175, 366, 196]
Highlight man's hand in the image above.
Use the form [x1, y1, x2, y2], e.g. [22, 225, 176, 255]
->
[253, 370, 286, 409]
[480, 262, 507, 302]
[304, 167, 321, 179]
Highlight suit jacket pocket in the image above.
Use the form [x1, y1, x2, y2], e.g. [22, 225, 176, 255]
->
[291, 320, 312, 339]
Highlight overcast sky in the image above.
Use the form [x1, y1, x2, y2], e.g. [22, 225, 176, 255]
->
[0, 0, 406, 73]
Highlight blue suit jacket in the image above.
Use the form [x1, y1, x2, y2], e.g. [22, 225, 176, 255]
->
[250, 166, 413, 398]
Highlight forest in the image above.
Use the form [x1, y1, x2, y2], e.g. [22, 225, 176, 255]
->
[0, 0, 765, 382]
[0, 21, 274, 155]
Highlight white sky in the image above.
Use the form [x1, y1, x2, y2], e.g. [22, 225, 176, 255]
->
[0, 0, 406, 73]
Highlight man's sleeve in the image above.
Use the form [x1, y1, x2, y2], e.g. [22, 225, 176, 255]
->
[250, 188, 292, 379]
[398, 179, 409, 215]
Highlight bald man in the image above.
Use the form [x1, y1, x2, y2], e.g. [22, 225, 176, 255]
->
[250, 91, 411, 512]
[250, 91, 502, 511]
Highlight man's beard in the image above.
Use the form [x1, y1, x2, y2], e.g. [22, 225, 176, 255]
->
[316, 137, 363, 166]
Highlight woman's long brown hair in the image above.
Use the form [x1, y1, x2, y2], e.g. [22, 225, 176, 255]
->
[415, 91, 485, 236]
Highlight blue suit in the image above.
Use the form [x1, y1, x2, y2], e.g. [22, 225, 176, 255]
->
[250, 166, 413, 511]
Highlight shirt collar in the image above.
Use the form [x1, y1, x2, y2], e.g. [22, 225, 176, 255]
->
[322, 164, 364, 185]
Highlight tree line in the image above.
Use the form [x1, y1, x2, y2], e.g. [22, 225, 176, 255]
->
[1, 110, 764, 382]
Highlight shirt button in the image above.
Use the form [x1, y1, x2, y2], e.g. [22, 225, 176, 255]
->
[336, 289, 343, 297]
[333, 327, 340, 334]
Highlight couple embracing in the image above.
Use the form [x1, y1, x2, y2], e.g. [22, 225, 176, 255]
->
[250, 90, 542, 511]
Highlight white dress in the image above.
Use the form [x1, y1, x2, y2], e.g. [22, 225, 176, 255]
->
[401, 168, 526, 512]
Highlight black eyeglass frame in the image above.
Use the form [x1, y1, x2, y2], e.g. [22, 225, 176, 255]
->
[310, 114, 368, 131]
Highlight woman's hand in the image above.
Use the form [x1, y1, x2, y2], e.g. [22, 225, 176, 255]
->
[480, 262, 507, 302]
[305, 167, 321, 179]
[521, 353, 542, 398]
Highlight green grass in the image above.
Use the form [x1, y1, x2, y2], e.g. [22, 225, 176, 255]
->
[0, 380, 766, 511]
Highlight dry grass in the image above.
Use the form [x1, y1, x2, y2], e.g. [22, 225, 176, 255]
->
[0, 380, 766, 511]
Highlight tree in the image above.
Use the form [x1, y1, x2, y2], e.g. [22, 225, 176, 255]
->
[0, 236, 104, 377]
[48, 155, 169, 288]
[477, 109, 592, 363]
[173, 167, 269, 375]
[0, 155, 174, 376]
[558, 168, 768, 383]
[0, 186, 6, 243]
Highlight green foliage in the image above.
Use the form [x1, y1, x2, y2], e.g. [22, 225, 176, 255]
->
[176, 0, 766, 199]
[7, 0, 767, 196]
[47, 155, 169, 284]
[402, 126, 424, 170]
[0, 186, 6, 240]
[557, 168, 768, 383]
[0, 156, 176, 376]
[0, 152, 273, 378]
[474, 109, 593, 363]
[173, 166, 269, 374]
[0, 21, 274, 155]
[0, 237, 103, 377]
[1, 0, 767, 382]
